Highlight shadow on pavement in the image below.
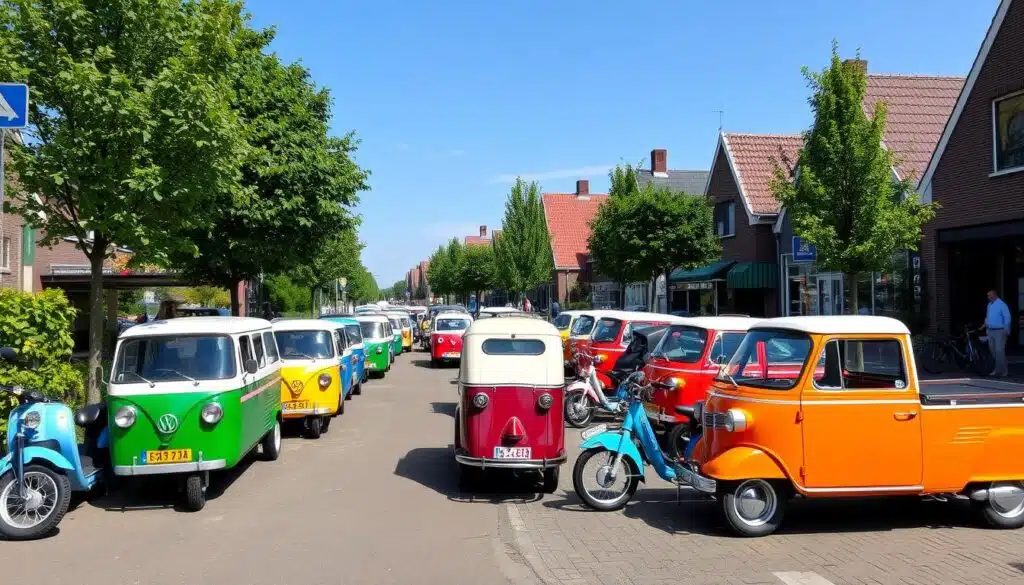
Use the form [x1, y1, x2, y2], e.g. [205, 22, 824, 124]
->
[394, 447, 542, 504]
[89, 455, 257, 513]
[546, 488, 980, 536]
[430, 401, 456, 417]
[1010, 562, 1024, 574]
[411, 359, 436, 369]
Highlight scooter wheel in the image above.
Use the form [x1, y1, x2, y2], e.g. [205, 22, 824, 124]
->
[0, 465, 72, 540]
[564, 390, 595, 428]
[572, 448, 639, 512]
[183, 474, 206, 512]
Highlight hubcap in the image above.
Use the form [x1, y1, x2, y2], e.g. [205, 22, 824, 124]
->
[989, 482, 1024, 518]
[1, 471, 59, 529]
[594, 464, 615, 488]
[732, 480, 777, 526]
[579, 451, 632, 505]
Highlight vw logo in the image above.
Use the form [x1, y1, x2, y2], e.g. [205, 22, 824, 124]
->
[156, 413, 179, 434]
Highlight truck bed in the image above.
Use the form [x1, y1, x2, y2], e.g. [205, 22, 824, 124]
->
[920, 378, 1024, 406]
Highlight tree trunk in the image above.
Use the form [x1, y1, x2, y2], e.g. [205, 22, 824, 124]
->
[663, 270, 671, 313]
[229, 282, 241, 316]
[86, 241, 108, 405]
[620, 282, 627, 309]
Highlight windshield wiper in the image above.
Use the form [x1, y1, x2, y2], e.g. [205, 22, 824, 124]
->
[125, 371, 156, 388]
[152, 368, 200, 387]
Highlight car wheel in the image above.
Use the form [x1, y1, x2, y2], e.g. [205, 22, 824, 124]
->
[719, 479, 787, 537]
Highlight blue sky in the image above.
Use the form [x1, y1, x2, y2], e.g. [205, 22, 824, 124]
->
[247, 0, 999, 287]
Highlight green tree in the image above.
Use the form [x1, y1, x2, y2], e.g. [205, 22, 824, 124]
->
[386, 279, 407, 301]
[458, 244, 496, 307]
[493, 178, 553, 299]
[170, 26, 367, 314]
[427, 243, 455, 300]
[0, 0, 250, 403]
[347, 265, 379, 303]
[179, 286, 230, 308]
[290, 228, 363, 313]
[264, 273, 310, 314]
[770, 44, 938, 313]
[588, 165, 643, 306]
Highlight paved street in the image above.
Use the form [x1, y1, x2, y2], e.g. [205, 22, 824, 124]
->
[3, 352, 1024, 585]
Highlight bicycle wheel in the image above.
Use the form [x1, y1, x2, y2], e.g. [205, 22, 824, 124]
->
[917, 342, 952, 375]
[971, 345, 995, 376]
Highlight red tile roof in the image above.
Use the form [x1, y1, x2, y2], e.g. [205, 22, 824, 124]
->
[862, 74, 965, 185]
[721, 133, 804, 215]
[463, 235, 491, 246]
[542, 193, 609, 270]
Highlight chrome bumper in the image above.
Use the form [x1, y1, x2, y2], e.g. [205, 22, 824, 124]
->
[114, 458, 226, 476]
[455, 451, 566, 470]
[674, 462, 717, 493]
[283, 406, 334, 416]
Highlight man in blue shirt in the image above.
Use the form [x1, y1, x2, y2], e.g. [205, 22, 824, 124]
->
[983, 289, 1012, 377]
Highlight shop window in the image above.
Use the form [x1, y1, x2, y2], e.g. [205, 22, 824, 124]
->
[715, 202, 735, 237]
[994, 91, 1024, 173]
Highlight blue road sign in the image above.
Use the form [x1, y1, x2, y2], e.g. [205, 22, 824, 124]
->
[792, 236, 817, 263]
[0, 83, 29, 129]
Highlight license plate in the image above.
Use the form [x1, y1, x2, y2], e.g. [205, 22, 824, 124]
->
[283, 400, 312, 411]
[443, 352, 461, 358]
[580, 423, 608, 441]
[493, 447, 531, 459]
[144, 449, 192, 464]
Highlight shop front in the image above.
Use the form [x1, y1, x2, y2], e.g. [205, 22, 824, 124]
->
[667, 261, 732, 315]
[591, 280, 622, 309]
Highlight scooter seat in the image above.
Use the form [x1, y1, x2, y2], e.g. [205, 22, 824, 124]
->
[74, 403, 107, 427]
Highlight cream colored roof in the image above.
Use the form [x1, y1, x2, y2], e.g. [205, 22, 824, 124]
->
[121, 316, 270, 338]
[752, 316, 910, 335]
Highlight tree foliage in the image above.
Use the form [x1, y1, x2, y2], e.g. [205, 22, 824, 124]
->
[458, 244, 496, 302]
[264, 274, 311, 315]
[347, 265, 379, 303]
[427, 241, 455, 296]
[770, 44, 938, 310]
[289, 228, 363, 294]
[590, 165, 720, 304]
[179, 286, 230, 308]
[493, 178, 553, 296]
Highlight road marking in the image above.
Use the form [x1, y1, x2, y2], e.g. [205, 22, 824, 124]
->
[774, 571, 837, 585]
[505, 504, 526, 531]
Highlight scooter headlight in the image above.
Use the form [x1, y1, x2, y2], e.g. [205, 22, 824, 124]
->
[114, 406, 137, 428]
[22, 411, 41, 430]
[472, 393, 489, 409]
[537, 393, 554, 410]
[593, 354, 606, 364]
[724, 408, 748, 432]
[318, 373, 332, 390]
[201, 402, 223, 424]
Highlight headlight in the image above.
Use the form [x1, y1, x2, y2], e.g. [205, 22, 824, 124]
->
[114, 406, 137, 428]
[724, 408, 748, 432]
[318, 373, 332, 389]
[664, 377, 683, 390]
[201, 403, 223, 424]
[537, 393, 553, 410]
[472, 393, 489, 409]
[22, 411, 41, 430]
[593, 354, 606, 364]
[376, 346, 383, 354]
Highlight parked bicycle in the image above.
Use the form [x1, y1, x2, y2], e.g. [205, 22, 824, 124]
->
[916, 325, 994, 375]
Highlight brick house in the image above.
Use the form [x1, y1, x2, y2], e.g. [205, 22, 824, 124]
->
[464, 225, 492, 246]
[542, 179, 608, 307]
[918, 0, 1024, 345]
[673, 133, 802, 316]
[776, 64, 963, 323]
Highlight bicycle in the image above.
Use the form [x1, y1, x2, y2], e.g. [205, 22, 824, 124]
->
[916, 325, 994, 375]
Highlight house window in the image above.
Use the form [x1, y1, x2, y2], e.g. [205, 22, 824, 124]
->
[715, 202, 735, 237]
[994, 90, 1024, 173]
[0, 237, 9, 270]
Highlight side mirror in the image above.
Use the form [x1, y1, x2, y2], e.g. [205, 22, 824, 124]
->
[244, 359, 259, 375]
[0, 347, 17, 361]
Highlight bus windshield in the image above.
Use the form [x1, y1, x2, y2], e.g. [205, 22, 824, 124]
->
[274, 330, 335, 360]
[114, 335, 236, 382]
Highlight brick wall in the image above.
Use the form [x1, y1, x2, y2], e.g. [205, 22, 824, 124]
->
[923, 0, 1024, 333]
[0, 211, 23, 290]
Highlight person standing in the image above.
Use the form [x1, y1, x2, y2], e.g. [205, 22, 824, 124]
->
[523, 297, 532, 313]
[551, 299, 561, 318]
[983, 289, 1012, 377]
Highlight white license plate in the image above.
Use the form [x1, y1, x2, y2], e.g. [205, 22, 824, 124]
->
[493, 447, 531, 459]
[443, 352, 461, 358]
[580, 423, 608, 441]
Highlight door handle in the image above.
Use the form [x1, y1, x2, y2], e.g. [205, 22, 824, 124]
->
[893, 411, 918, 421]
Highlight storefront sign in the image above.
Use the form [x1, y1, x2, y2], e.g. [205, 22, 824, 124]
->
[792, 237, 817, 263]
[669, 281, 714, 291]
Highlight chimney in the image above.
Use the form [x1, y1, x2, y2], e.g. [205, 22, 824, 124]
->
[479, 225, 487, 238]
[651, 149, 668, 176]
[843, 58, 867, 75]
[575, 179, 589, 197]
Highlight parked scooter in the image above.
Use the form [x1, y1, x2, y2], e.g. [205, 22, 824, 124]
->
[564, 332, 652, 428]
[571, 371, 702, 511]
[0, 348, 110, 540]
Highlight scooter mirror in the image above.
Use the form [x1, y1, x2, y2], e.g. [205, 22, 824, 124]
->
[0, 347, 17, 361]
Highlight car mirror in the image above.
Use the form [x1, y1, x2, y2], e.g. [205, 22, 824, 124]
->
[0, 347, 17, 361]
[244, 358, 259, 375]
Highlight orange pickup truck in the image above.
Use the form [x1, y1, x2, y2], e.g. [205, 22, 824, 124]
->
[678, 315, 1024, 537]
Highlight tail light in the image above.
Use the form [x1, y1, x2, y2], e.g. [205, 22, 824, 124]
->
[537, 393, 553, 410]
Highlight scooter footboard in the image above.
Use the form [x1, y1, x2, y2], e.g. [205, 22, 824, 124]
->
[580, 432, 646, 480]
[0, 446, 75, 476]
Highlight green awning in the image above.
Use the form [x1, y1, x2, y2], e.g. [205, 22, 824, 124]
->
[669, 260, 735, 283]
[726, 261, 778, 289]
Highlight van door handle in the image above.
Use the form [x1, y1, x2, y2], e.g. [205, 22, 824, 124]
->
[893, 411, 918, 421]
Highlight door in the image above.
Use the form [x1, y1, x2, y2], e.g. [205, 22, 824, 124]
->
[801, 337, 923, 489]
[816, 274, 843, 315]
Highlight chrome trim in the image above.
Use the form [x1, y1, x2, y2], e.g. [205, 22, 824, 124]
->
[282, 407, 333, 415]
[114, 459, 226, 476]
[455, 452, 566, 470]
[797, 484, 923, 494]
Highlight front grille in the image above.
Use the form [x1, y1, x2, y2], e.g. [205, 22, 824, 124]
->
[703, 412, 729, 429]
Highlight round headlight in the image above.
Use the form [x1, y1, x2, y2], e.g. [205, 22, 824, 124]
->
[114, 406, 137, 428]
[22, 411, 41, 430]
[666, 377, 683, 390]
[201, 402, 223, 424]
[472, 393, 489, 409]
[593, 354, 606, 364]
[537, 393, 553, 410]
[725, 408, 748, 432]
[376, 346, 383, 354]
[318, 373, 332, 389]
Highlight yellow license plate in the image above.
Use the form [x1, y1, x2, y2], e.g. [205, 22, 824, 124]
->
[284, 400, 312, 411]
[145, 449, 192, 464]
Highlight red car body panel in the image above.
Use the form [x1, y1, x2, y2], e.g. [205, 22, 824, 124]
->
[431, 331, 465, 361]
[457, 384, 565, 463]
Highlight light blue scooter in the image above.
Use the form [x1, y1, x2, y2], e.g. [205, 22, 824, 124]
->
[0, 348, 110, 540]
[571, 372, 702, 511]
